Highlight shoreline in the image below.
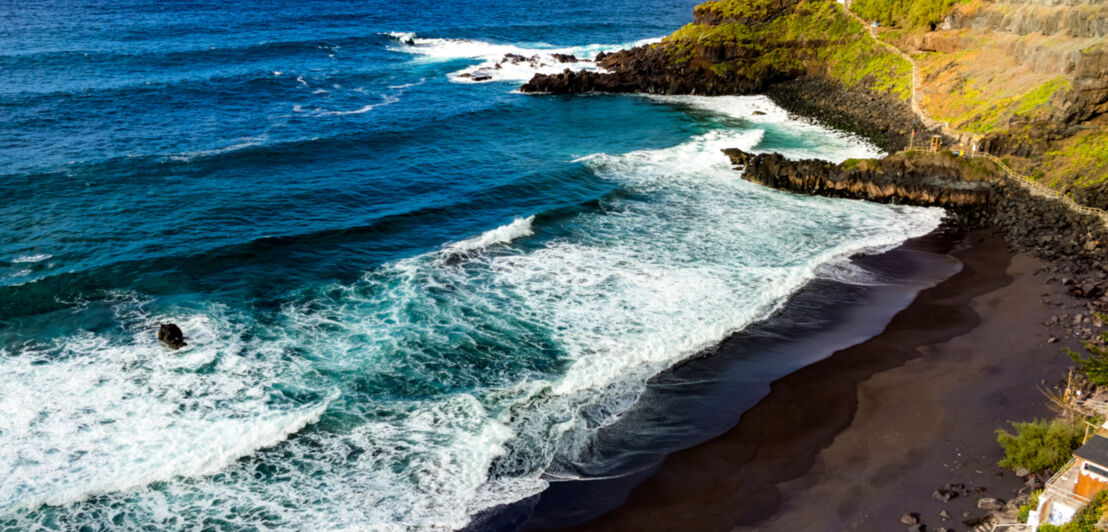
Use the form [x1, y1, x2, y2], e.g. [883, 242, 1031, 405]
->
[542, 227, 1079, 531]
[467, 226, 968, 531]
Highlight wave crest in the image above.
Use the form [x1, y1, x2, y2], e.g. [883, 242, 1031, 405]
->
[447, 215, 536, 253]
[384, 32, 660, 84]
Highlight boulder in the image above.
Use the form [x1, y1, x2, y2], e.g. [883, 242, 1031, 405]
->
[549, 53, 578, 63]
[900, 513, 920, 525]
[158, 323, 187, 350]
[977, 497, 1004, 510]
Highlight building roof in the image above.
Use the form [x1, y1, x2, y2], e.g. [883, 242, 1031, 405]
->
[1074, 435, 1108, 467]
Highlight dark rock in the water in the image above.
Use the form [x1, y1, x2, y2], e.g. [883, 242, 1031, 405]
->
[502, 53, 528, 64]
[158, 323, 187, 350]
[549, 53, 578, 63]
[752, 110, 767, 115]
[467, 70, 494, 82]
[900, 512, 920, 525]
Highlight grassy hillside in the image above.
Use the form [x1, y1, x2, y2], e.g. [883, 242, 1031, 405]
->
[850, 0, 964, 29]
[661, 0, 912, 100]
[657, 0, 1108, 207]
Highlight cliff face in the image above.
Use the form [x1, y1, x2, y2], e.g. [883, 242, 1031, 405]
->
[723, 148, 994, 208]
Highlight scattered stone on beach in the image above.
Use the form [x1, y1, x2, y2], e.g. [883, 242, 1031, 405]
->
[977, 497, 1004, 510]
[932, 489, 955, 502]
[900, 512, 920, 525]
[964, 515, 989, 527]
[1048, 336, 1059, 343]
[1016, 467, 1030, 477]
[908, 524, 924, 532]
[158, 323, 187, 349]
[939, 509, 950, 520]
[932, 483, 967, 502]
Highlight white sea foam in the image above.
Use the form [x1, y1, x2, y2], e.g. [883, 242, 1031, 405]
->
[446, 215, 535, 252]
[647, 94, 886, 162]
[318, 94, 400, 116]
[0, 304, 335, 513]
[10, 253, 52, 264]
[1, 95, 946, 531]
[168, 137, 267, 162]
[385, 31, 660, 83]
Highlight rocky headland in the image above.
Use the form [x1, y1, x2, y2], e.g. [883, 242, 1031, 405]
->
[723, 146, 1108, 323]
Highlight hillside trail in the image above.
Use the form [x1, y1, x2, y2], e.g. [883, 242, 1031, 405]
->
[837, 0, 1108, 226]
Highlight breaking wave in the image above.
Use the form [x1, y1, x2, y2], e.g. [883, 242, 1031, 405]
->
[385, 31, 660, 83]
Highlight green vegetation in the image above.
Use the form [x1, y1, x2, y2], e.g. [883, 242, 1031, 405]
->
[850, 0, 965, 29]
[1044, 132, 1108, 189]
[996, 418, 1085, 473]
[1019, 489, 1042, 523]
[695, 0, 787, 22]
[926, 74, 1069, 134]
[664, 0, 912, 99]
[1038, 490, 1108, 531]
[1067, 315, 1108, 385]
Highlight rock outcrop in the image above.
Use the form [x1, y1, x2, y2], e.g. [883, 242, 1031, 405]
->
[158, 323, 187, 350]
[723, 148, 993, 209]
[726, 146, 1108, 314]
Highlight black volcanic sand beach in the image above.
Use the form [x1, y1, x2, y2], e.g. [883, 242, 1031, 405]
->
[468, 227, 1064, 532]
[515, 228, 1078, 532]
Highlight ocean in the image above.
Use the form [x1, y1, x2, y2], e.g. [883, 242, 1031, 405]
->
[0, 0, 946, 529]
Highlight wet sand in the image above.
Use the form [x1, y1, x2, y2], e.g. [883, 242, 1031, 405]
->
[559, 229, 1078, 531]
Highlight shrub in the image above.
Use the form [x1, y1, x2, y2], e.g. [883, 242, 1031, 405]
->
[1067, 314, 1108, 385]
[1019, 489, 1042, 523]
[996, 419, 1085, 473]
[849, 0, 964, 29]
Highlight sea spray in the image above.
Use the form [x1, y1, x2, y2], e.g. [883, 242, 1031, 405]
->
[386, 32, 661, 83]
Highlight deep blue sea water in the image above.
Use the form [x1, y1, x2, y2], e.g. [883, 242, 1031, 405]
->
[1, 1, 946, 530]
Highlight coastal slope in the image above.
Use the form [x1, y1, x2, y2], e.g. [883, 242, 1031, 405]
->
[521, 0, 1108, 209]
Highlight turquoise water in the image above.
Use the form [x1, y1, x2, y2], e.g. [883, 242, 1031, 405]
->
[0, 1, 945, 529]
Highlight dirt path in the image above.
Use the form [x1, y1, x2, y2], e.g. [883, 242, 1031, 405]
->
[839, 0, 950, 135]
[838, 1, 1108, 228]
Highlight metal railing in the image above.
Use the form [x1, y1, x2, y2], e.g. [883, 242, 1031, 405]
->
[979, 153, 1108, 228]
